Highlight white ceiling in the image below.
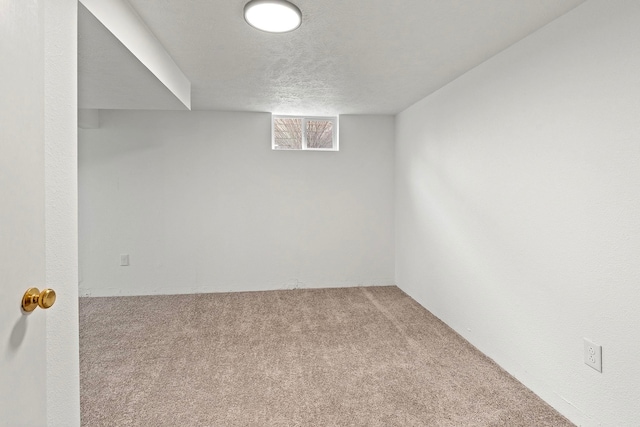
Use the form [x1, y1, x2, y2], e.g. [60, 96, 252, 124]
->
[78, 0, 585, 114]
[78, 4, 189, 110]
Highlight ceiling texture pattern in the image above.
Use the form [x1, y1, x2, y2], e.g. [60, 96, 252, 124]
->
[79, 4, 189, 111]
[79, 0, 585, 114]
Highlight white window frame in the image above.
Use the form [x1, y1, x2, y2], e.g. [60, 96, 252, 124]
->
[272, 115, 339, 151]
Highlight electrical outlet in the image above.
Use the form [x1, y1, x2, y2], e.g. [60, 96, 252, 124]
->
[584, 338, 602, 372]
[120, 254, 129, 266]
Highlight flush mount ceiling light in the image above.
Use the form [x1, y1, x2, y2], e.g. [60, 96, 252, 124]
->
[244, 0, 302, 33]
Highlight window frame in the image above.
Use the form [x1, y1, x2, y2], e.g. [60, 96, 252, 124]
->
[272, 115, 339, 151]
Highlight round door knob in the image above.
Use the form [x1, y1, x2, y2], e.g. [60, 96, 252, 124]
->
[22, 287, 57, 312]
[39, 288, 56, 309]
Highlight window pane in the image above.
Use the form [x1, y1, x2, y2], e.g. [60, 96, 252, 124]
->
[273, 117, 302, 149]
[306, 119, 334, 149]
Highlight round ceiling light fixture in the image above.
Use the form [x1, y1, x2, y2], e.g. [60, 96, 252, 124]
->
[244, 0, 302, 33]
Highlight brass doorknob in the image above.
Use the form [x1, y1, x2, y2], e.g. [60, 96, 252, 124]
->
[22, 287, 56, 312]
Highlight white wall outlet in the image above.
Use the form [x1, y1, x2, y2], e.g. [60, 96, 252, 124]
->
[584, 338, 602, 372]
[120, 254, 130, 266]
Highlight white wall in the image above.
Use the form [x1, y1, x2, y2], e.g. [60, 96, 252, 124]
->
[45, 1, 80, 425]
[79, 111, 394, 296]
[395, 1, 640, 425]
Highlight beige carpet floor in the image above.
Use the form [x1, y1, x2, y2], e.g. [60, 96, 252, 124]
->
[79, 286, 573, 426]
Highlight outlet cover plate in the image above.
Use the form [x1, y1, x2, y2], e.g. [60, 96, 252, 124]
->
[584, 338, 602, 372]
[120, 254, 130, 266]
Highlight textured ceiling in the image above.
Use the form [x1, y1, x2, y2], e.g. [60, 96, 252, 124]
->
[78, 4, 188, 110]
[79, 0, 586, 114]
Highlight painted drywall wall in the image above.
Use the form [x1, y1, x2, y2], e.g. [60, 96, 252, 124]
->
[395, 1, 640, 425]
[45, 1, 80, 425]
[79, 111, 394, 296]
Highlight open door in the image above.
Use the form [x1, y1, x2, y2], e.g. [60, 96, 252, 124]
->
[1, 1, 79, 425]
[1, 1, 49, 424]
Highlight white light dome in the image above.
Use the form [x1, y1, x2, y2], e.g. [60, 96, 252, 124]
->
[244, 0, 302, 33]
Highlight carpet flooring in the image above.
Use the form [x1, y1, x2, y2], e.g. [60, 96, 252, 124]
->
[79, 286, 573, 426]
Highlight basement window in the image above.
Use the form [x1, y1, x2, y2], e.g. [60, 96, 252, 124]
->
[272, 115, 338, 151]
